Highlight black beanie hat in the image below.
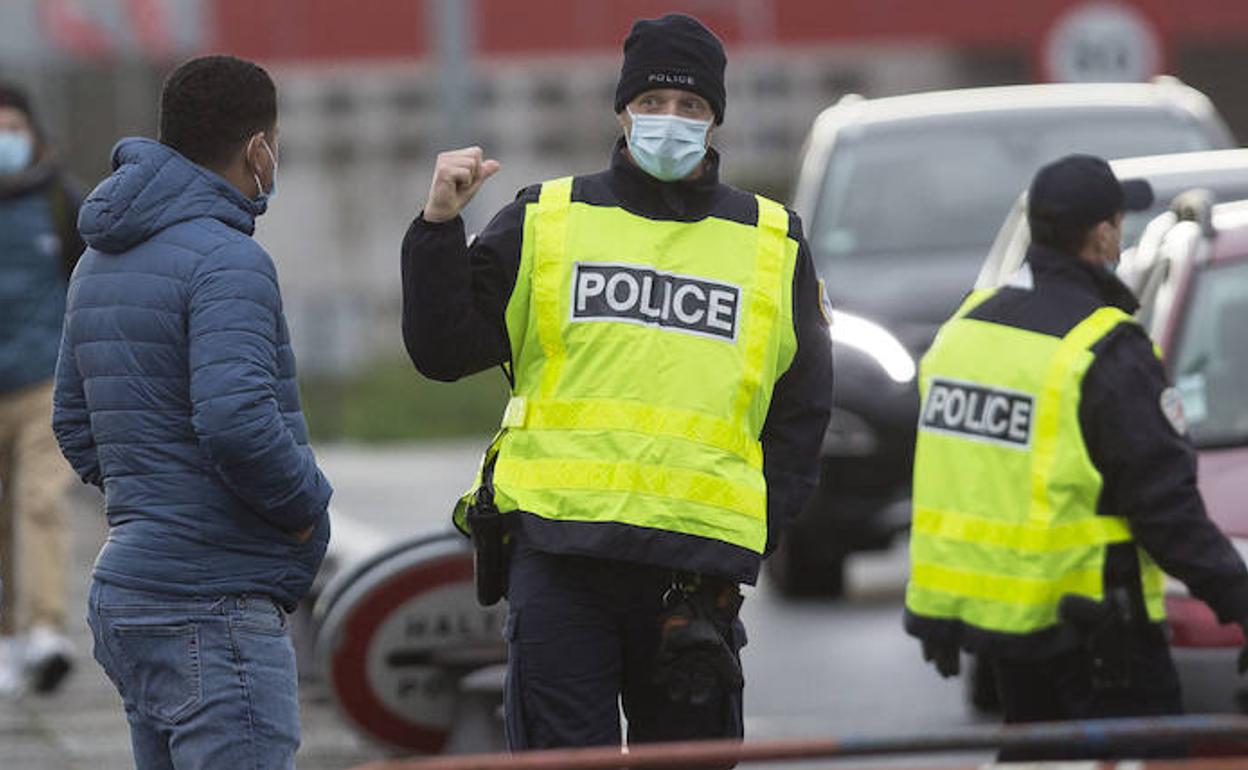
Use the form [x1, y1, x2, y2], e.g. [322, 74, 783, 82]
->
[614, 14, 726, 124]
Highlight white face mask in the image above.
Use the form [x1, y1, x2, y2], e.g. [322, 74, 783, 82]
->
[250, 138, 278, 204]
[0, 132, 32, 176]
[626, 109, 710, 182]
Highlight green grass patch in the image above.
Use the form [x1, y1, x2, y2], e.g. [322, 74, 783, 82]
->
[300, 357, 509, 442]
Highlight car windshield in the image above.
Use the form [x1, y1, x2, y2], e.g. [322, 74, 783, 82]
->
[812, 110, 1213, 265]
[1170, 258, 1248, 448]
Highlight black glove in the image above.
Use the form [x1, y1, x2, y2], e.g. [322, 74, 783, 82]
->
[653, 579, 744, 706]
[921, 637, 960, 678]
[1238, 621, 1248, 675]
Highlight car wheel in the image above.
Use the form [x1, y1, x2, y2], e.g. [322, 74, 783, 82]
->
[766, 535, 846, 599]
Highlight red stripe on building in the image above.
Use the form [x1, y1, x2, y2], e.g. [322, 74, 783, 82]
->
[40, 0, 115, 60]
[209, 0, 426, 62]
[206, 0, 1248, 63]
[126, 0, 176, 57]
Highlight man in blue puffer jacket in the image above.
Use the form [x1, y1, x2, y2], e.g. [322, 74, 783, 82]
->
[52, 55, 331, 769]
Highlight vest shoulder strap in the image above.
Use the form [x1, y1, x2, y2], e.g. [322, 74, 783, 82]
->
[538, 176, 573, 206]
[532, 176, 574, 398]
[1029, 305, 1136, 524]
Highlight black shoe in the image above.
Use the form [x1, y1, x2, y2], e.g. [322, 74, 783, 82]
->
[24, 627, 74, 694]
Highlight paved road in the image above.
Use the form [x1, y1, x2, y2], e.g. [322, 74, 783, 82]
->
[1, 441, 993, 769]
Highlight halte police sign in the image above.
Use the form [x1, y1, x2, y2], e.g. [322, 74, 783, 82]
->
[315, 533, 507, 754]
[921, 378, 1034, 448]
[573, 262, 740, 340]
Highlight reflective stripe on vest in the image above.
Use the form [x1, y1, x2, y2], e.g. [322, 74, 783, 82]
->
[464, 176, 796, 553]
[906, 295, 1166, 636]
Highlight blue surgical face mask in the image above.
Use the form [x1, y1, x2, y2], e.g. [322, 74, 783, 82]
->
[251, 138, 278, 207]
[0, 132, 33, 176]
[626, 110, 711, 182]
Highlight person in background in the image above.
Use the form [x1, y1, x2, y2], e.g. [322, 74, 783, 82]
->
[53, 55, 331, 768]
[0, 81, 83, 698]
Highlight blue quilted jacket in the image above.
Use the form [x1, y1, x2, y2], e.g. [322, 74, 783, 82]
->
[53, 138, 332, 610]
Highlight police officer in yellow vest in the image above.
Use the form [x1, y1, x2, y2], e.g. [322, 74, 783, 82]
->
[905, 155, 1248, 759]
[401, 14, 832, 750]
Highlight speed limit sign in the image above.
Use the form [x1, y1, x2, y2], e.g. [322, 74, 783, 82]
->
[1043, 2, 1164, 83]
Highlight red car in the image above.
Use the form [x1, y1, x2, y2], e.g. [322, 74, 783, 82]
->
[1123, 194, 1248, 713]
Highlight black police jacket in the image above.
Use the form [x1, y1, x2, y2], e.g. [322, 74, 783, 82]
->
[908, 243, 1248, 656]
[400, 141, 834, 584]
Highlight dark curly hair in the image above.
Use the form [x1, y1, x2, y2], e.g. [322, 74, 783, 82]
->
[158, 55, 276, 169]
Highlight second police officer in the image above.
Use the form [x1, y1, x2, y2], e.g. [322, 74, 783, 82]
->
[905, 155, 1248, 760]
[401, 14, 833, 749]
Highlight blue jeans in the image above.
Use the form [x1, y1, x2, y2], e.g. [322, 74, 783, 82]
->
[86, 580, 301, 769]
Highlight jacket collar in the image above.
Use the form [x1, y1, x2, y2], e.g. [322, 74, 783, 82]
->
[78, 138, 260, 254]
[1024, 242, 1139, 314]
[607, 137, 720, 219]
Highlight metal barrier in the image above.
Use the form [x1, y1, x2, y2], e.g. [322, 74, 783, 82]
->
[350, 714, 1248, 770]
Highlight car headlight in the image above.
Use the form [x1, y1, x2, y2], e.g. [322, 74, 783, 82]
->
[829, 309, 917, 384]
[822, 406, 879, 456]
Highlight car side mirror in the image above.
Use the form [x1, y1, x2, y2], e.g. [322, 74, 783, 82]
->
[1171, 188, 1216, 238]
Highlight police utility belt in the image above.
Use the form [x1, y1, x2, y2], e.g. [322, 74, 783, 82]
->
[1058, 587, 1137, 690]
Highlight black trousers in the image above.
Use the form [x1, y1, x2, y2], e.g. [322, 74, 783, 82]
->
[503, 544, 746, 749]
[991, 623, 1184, 761]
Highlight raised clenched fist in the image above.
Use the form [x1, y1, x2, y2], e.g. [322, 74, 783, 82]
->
[422, 146, 501, 223]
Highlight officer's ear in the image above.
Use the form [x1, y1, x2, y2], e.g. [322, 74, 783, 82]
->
[1090, 219, 1119, 261]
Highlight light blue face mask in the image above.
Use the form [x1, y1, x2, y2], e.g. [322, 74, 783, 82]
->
[626, 110, 711, 182]
[251, 138, 278, 207]
[0, 132, 33, 176]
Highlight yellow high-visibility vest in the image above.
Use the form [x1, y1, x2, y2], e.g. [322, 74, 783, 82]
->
[906, 290, 1165, 637]
[454, 176, 799, 555]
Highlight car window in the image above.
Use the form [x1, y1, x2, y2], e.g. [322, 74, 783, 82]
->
[813, 110, 1213, 269]
[1170, 258, 1248, 448]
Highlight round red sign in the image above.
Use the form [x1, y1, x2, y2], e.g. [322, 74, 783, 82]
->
[316, 534, 507, 753]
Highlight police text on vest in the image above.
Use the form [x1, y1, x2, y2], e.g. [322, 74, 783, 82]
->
[920, 378, 1033, 448]
[572, 263, 740, 341]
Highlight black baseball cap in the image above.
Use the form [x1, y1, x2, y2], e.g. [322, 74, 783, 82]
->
[1028, 154, 1154, 233]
